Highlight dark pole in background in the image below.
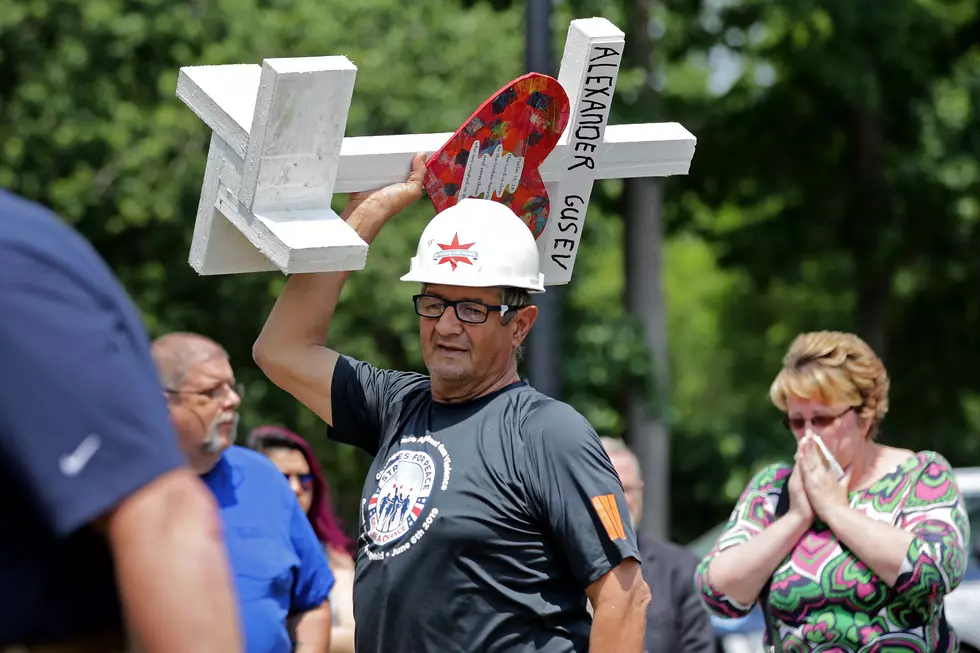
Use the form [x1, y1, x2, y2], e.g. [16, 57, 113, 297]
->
[524, 0, 564, 399]
[625, 0, 670, 541]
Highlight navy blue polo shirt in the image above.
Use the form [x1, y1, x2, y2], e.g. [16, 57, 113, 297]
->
[202, 446, 335, 653]
[0, 190, 186, 644]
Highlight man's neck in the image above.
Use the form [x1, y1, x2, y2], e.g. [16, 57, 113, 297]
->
[431, 367, 521, 404]
[195, 450, 226, 476]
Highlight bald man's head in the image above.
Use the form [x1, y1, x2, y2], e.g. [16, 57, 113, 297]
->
[600, 437, 644, 528]
[151, 332, 228, 392]
[152, 332, 240, 474]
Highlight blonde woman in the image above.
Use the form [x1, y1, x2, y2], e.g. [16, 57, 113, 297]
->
[696, 331, 970, 651]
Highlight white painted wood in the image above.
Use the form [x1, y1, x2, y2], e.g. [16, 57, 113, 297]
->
[189, 134, 277, 275]
[180, 56, 369, 275]
[536, 18, 625, 285]
[332, 122, 695, 193]
[176, 64, 261, 158]
[215, 188, 368, 273]
[241, 56, 357, 211]
[178, 16, 697, 278]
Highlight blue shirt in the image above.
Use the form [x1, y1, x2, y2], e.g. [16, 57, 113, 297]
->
[0, 190, 186, 644]
[202, 446, 335, 653]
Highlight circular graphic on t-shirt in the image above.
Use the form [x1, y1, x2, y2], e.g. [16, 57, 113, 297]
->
[366, 450, 436, 545]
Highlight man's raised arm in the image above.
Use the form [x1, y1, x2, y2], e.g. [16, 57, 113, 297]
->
[253, 153, 427, 425]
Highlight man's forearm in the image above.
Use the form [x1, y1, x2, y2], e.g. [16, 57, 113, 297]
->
[254, 155, 422, 372]
[253, 204, 386, 360]
[108, 470, 242, 653]
[290, 602, 332, 653]
[257, 271, 351, 352]
[589, 601, 647, 653]
[327, 626, 356, 653]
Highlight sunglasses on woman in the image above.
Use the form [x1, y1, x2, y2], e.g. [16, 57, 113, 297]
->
[782, 407, 854, 432]
[283, 472, 314, 490]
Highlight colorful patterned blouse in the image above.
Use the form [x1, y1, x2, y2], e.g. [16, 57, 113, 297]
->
[696, 451, 970, 652]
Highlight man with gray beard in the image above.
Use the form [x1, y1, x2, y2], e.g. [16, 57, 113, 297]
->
[152, 332, 335, 653]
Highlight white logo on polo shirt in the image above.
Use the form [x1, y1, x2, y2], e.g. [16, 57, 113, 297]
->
[59, 433, 102, 476]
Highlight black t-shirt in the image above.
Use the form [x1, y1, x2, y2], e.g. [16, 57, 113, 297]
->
[0, 191, 185, 644]
[329, 356, 641, 653]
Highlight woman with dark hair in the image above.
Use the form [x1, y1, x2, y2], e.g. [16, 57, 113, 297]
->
[249, 425, 356, 653]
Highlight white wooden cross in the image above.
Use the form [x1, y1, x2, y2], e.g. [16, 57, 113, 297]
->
[176, 17, 696, 284]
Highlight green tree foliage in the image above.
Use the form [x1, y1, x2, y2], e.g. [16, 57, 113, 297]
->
[548, 0, 980, 540]
[0, 0, 527, 524]
[0, 0, 653, 529]
[3, 0, 978, 543]
[649, 0, 980, 538]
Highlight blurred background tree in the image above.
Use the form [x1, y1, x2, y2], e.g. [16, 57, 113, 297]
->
[2, 0, 978, 542]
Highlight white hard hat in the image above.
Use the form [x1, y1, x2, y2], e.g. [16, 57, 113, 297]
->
[400, 198, 545, 293]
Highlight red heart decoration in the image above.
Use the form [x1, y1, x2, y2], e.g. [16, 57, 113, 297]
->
[423, 72, 570, 239]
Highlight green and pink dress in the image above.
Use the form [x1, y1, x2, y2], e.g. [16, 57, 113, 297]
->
[696, 451, 970, 652]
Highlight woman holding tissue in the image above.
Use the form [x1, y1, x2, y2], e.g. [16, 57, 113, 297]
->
[696, 331, 970, 652]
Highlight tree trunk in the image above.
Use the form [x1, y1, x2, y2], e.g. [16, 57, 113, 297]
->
[852, 104, 891, 359]
[626, 178, 670, 542]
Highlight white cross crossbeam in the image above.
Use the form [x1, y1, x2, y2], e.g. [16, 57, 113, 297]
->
[177, 17, 697, 281]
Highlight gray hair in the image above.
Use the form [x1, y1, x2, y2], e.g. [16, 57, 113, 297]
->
[500, 287, 532, 324]
[501, 287, 532, 362]
[151, 332, 229, 391]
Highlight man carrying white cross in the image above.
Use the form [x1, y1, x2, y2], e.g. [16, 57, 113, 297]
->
[253, 153, 651, 653]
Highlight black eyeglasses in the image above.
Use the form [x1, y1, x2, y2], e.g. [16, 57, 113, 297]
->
[782, 407, 853, 432]
[413, 294, 517, 324]
[165, 382, 245, 402]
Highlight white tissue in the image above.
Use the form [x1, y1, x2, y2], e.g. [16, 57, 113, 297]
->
[800, 431, 846, 480]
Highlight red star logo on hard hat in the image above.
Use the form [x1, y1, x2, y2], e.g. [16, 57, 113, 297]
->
[436, 233, 476, 271]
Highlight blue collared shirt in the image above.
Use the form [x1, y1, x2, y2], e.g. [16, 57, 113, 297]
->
[203, 446, 335, 653]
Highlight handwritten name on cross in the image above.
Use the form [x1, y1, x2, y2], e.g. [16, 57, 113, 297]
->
[537, 18, 625, 284]
[176, 17, 696, 280]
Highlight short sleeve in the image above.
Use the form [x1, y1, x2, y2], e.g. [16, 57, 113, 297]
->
[328, 356, 428, 456]
[695, 462, 790, 617]
[892, 452, 970, 606]
[522, 400, 640, 588]
[0, 245, 186, 537]
[287, 492, 335, 613]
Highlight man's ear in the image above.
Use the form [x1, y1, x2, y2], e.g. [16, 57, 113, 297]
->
[512, 305, 538, 346]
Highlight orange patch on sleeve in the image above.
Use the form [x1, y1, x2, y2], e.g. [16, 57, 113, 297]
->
[590, 493, 626, 541]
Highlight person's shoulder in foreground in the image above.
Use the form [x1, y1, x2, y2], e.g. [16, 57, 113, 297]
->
[2, 187, 63, 237]
[1, 189, 122, 284]
[0, 187, 186, 538]
[0, 190, 242, 653]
